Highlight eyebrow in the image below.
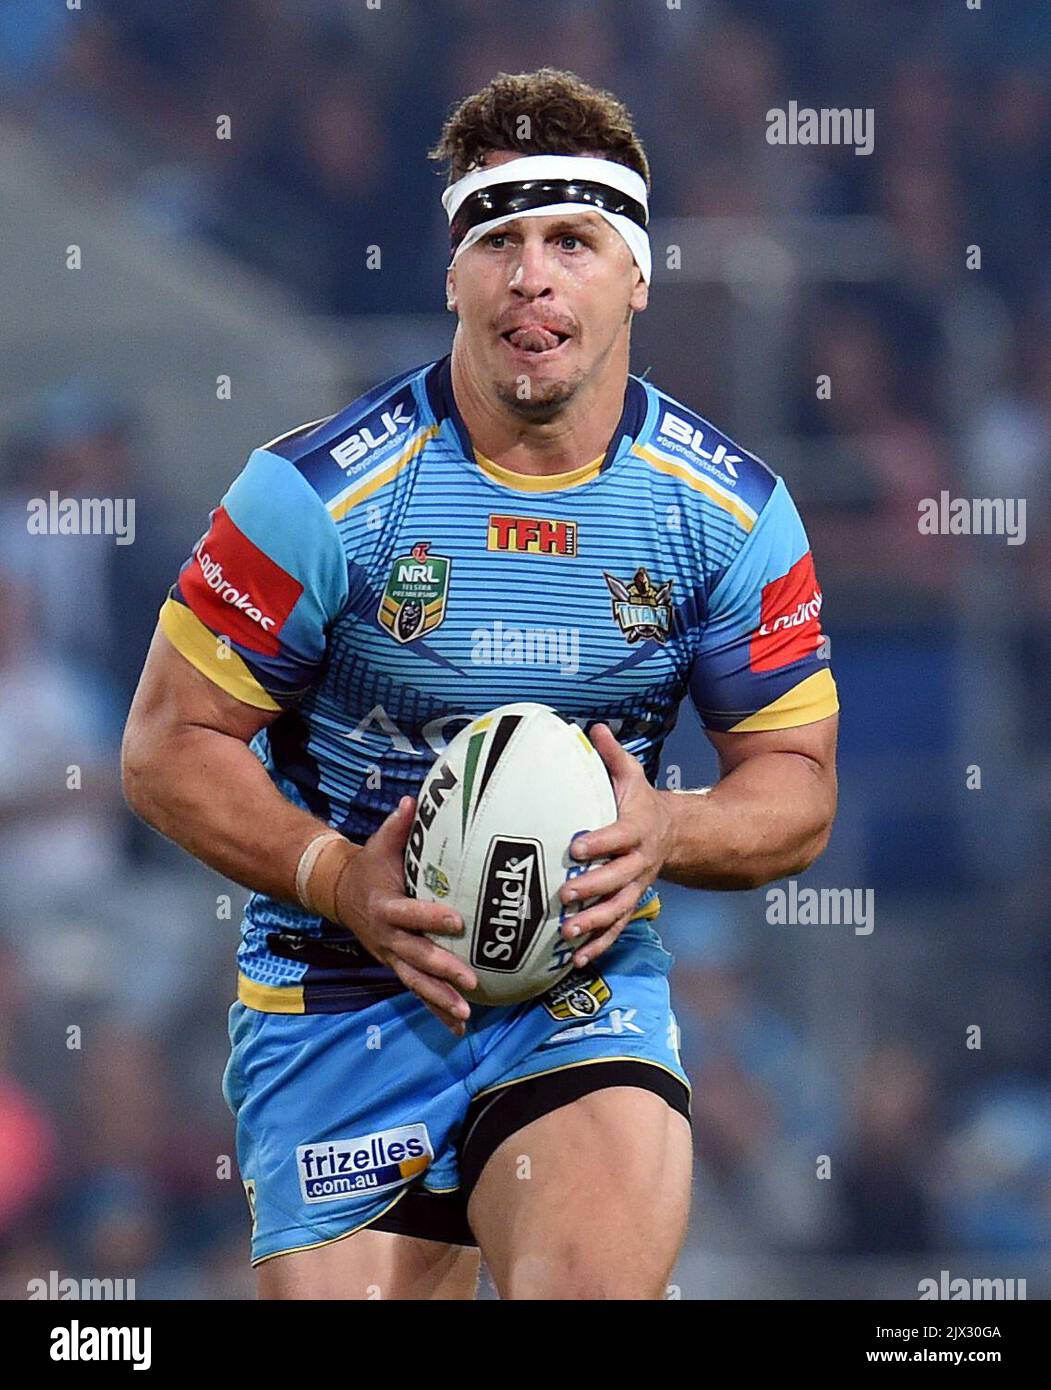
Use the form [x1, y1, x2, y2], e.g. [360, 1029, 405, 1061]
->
[543, 215, 603, 235]
[493, 213, 605, 237]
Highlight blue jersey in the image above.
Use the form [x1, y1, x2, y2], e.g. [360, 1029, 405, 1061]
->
[162, 355, 838, 1013]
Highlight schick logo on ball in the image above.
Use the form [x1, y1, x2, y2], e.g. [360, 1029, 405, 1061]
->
[474, 837, 546, 972]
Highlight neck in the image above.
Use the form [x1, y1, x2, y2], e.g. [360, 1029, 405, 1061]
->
[449, 331, 630, 476]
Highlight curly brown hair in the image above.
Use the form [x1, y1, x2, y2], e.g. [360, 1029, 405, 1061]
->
[428, 68, 650, 188]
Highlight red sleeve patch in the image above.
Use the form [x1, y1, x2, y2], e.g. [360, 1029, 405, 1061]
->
[180, 506, 303, 657]
[749, 550, 825, 673]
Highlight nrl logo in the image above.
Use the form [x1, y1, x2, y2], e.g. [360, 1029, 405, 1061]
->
[603, 567, 673, 645]
[378, 541, 451, 644]
[423, 863, 450, 897]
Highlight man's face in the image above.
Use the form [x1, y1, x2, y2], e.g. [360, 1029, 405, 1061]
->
[446, 151, 649, 418]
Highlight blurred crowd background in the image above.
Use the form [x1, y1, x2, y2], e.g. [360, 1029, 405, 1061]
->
[1, 0, 1049, 1299]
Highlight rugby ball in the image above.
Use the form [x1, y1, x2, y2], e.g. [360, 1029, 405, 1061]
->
[404, 703, 617, 1005]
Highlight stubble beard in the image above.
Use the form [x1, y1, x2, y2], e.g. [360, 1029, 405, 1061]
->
[493, 363, 588, 421]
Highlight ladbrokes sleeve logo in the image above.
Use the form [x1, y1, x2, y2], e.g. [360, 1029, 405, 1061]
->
[180, 506, 303, 656]
[750, 550, 825, 672]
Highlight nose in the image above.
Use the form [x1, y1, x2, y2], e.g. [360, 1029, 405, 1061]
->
[508, 232, 553, 300]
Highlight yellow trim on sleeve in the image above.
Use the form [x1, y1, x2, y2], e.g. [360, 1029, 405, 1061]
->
[237, 972, 306, 1013]
[474, 450, 603, 492]
[728, 668, 839, 733]
[159, 598, 281, 712]
[631, 443, 758, 533]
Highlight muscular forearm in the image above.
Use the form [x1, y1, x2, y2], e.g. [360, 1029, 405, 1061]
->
[121, 724, 359, 904]
[658, 750, 836, 890]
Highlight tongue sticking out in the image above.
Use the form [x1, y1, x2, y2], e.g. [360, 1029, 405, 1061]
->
[508, 326, 561, 352]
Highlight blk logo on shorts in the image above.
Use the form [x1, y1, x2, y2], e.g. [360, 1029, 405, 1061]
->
[296, 1124, 432, 1204]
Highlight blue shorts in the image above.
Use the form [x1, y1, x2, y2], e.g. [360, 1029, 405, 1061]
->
[222, 922, 690, 1265]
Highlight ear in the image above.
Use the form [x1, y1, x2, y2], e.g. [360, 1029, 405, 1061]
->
[446, 268, 458, 313]
[630, 267, 649, 313]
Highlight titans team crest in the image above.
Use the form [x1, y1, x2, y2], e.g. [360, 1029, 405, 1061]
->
[603, 567, 674, 645]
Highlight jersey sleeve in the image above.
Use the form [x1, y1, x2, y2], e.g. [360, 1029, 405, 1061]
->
[689, 476, 838, 733]
[158, 447, 348, 710]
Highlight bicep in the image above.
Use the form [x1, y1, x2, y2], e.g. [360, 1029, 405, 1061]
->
[706, 711, 838, 779]
[125, 625, 281, 750]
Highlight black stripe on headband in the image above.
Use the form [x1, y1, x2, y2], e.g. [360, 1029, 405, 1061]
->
[449, 178, 648, 251]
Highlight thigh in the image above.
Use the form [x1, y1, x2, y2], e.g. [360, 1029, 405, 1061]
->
[257, 1227, 480, 1301]
[467, 1085, 692, 1300]
[224, 998, 474, 1270]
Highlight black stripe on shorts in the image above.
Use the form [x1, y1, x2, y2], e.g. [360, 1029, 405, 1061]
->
[368, 1060, 691, 1248]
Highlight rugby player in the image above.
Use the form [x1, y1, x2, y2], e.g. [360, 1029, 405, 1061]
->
[121, 69, 838, 1300]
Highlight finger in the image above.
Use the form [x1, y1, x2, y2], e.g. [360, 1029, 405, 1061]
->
[391, 929, 478, 995]
[381, 894, 464, 936]
[391, 958, 470, 1036]
[572, 911, 633, 968]
[563, 880, 643, 939]
[571, 820, 642, 862]
[560, 850, 645, 909]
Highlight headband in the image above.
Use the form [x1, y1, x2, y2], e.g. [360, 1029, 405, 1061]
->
[441, 154, 651, 284]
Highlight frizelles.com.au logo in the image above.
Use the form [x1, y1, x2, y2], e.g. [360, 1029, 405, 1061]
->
[296, 1123, 432, 1204]
[26, 491, 135, 545]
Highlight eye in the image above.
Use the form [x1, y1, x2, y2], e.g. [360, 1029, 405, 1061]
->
[485, 232, 509, 249]
[559, 234, 582, 251]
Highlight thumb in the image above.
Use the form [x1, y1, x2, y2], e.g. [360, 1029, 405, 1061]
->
[589, 723, 635, 776]
[372, 795, 416, 853]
